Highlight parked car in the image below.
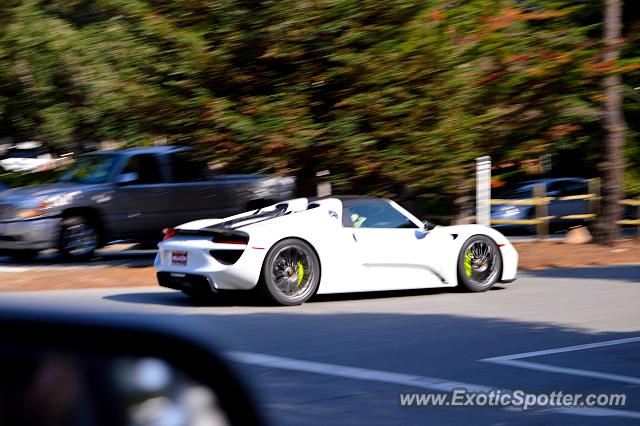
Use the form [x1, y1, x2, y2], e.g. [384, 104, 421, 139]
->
[491, 177, 590, 234]
[0, 141, 58, 173]
[0, 146, 294, 261]
[156, 196, 518, 305]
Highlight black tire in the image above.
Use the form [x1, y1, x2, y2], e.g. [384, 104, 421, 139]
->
[6, 249, 39, 262]
[259, 238, 320, 305]
[457, 235, 502, 292]
[58, 216, 99, 261]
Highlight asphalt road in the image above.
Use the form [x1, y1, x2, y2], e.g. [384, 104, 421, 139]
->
[1, 265, 640, 425]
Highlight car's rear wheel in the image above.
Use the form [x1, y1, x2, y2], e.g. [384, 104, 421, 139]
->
[260, 238, 320, 305]
[457, 235, 502, 292]
[58, 216, 98, 261]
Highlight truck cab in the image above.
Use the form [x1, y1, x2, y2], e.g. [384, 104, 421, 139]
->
[0, 146, 294, 261]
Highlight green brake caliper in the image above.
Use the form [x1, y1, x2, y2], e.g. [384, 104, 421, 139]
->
[296, 261, 304, 287]
[464, 250, 473, 277]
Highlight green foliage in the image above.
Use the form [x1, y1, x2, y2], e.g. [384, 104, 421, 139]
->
[0, 170, 59, 188]
[0, 0, 638, 198]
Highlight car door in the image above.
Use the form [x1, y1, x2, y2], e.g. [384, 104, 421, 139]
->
[107, 154, 172, 240]
[548, 179, 589, 222]
[162, 151, 238, 227]
[343, 200, 446, 290]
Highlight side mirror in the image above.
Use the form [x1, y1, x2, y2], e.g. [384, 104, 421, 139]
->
[422, 220, 436, 231]
[116, 172, 139, 185]
[415, 220, 435, 239]
[0, 309, 262, 426]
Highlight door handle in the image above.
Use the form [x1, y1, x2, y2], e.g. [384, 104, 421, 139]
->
[352, 233, 357, 242]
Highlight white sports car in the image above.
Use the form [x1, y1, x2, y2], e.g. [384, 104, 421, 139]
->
[155, 196, 518, 305]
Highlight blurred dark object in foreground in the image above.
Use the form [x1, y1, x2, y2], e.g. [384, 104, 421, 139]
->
[0, 309, 262, 426]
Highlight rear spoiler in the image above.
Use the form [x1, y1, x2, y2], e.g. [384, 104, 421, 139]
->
[203, 204, 288, 230]
[166, 228, 250, 244]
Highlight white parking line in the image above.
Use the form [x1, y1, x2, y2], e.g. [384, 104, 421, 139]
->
[485, 359, 640, 385]
[227, 351, 640, 419]
[482, 336, 640, 385]
[229, 350, 493, 392]
[483, 336, 640, 362]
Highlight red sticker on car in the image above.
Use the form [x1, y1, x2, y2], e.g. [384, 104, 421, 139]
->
[171, 250, 188, 266]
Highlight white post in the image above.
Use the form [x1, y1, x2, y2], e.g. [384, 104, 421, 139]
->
[316, 170, 331, 197]
[476, 156, 491, 226]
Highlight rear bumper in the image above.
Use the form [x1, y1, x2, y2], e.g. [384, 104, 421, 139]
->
[0, 218, 61, 251]
[154, 238, 265, 291]
[157, 272, 216, 294]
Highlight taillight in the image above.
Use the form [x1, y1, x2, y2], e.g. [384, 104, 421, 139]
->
[163, 228, 177, 240]
[212, 234, 249, 245]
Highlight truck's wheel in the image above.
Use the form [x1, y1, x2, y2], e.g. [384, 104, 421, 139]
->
[58, 216, 98, 261]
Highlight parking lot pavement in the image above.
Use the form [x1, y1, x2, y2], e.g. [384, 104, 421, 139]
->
[1, 265, 639, 425]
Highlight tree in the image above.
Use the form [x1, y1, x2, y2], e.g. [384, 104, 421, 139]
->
[1, 0, 638, 218]
[598, 0, 626, 244]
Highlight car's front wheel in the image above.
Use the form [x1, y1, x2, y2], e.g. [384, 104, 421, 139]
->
[260, 238, 320, 305]
[58, 216, 99, 261]
[457, 235, 502, 292]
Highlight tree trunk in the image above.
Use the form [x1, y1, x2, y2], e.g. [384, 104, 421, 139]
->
[453, 176, 473, 225]
[597, 0, 626, 245]
[294, 148, 317, 198]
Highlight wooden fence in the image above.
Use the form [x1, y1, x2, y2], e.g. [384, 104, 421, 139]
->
[489, 179, 640, 238]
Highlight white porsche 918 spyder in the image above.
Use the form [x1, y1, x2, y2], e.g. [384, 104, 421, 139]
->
[155, 196, 518, 305]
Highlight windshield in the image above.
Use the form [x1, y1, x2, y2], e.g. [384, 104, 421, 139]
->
[494, 186, 533, 200]
[2, 148, 41, 159]
[59, 154, 119, 184]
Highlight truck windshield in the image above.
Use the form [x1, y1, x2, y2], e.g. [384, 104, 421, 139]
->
[59, 154, 119, 184]
[2, 148, 41, 159]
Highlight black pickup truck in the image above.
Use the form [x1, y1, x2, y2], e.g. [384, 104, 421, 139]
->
[0, 146, 294, 260]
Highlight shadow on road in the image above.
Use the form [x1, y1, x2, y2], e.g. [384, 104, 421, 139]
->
[524, 264, 640, 282]
[104, 291, 200, 307]
[104, 291, 277, 307]
[104, 286, 508, 308]
[311, 285, 506, 303]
